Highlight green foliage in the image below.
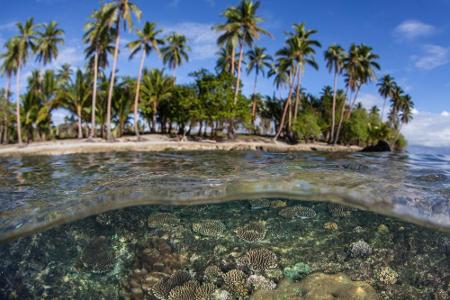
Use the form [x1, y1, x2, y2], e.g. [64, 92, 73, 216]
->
[292, 111, 322, 142]
[394, 134, 408, 151]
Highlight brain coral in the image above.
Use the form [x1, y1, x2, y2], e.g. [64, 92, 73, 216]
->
[235, 221, 267, 242]
[278, 205, 316, 219]
[237, 249, 278, 272]
[192, 219, 226, 238]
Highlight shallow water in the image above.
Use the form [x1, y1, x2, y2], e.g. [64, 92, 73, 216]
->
[0, 150, 449, 299]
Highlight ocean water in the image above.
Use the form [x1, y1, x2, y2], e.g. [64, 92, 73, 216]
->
[0, 150, 449, 299]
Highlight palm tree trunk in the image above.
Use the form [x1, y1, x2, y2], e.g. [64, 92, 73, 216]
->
[274, 67, 299, 142]
[3, 76, 10, 144]
[231, 46, 236, 75]
[134, 49, 146, 140]
[330, 70, 338, 143]
[233, 42, 245, 105]
[151, 101, 157, 133]
[251, 72, 258, 127]
[333, 87, 350, 145]
[106, 20, 121, 141]
[77, 107, 83, 139]
[89, 51, 99, 139]
[15, 64, 22, 145]
[293, 63, 303, 124]
[345, 86, 360, 121]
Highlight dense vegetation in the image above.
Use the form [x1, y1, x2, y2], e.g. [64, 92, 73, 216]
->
[0, 0, 414, 148]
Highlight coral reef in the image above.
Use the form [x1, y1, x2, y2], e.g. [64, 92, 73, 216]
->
[246, 275, 276, 291]
[376, 266, 398, 285]
[283, 262, 310, 280]
[152, 271, 192, 300]
[222, 269, 249, 298]
[249, 199, 271, 210]
[192, 219, 226, 238]
[348, 240, 373, 258]
[80, 236, 115, 274]
[269, 200, 287, 208]
[237, 249, 278, 272]
[168, 280, 216, 300]
[328, 203, 354, 217]
[148, 213, 181, 229]
[235, 221, 267, 242]
[278, 205, 316, 219]
[323, 222, 338, 231]
[203, 265, 224, 284]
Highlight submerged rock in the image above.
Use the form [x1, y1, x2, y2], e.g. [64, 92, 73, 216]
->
[251, 273, 378, 300]
[246, 275, 276, 291]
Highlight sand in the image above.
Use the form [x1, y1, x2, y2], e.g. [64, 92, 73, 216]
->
[0, 135, 361, 156]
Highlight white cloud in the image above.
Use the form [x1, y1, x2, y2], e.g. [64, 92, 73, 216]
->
[412, 108, 419, 115]
[0, 22, 16, 32]
[412, 44, 449, 70]
[394, 20, 436, 40]
[358, 93, 386, 110]
[403, 111, 450, 147]
[441, 110, 449, 117]
[164, 22, 218, 60]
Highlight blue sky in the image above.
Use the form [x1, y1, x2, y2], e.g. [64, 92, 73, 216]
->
[1, 0, 450, 146]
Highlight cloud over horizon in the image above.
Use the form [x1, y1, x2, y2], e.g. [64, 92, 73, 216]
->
[403, 110, 450, 147]
[412, 44, 449, 70]
[394, 20, 437, 40]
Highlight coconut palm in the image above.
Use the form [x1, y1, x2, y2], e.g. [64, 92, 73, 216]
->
[84, 4, 115, 138]
[141, 69, 174, 133]
[102, 0, 142, 141]
[35, 21, 65, 65]
[127, 22, 164, 139]
[215, 44, 239, 74]
[0, 39, 18, 102]
[216, 0, 271, 105]
[334, 44, 380, 144]
[112, 77, 135, 137]
[12, 18, 39, 144]
[161, 33, 190, 80]
[56, 63, 73, 87]
[377, 74, 397, 120]
[58, 69, 91, 139]
[324, 44, 346, 142]
[246, 46, 272, 125]
[287, 23, 321, 124]
[215, 7, 240, 75]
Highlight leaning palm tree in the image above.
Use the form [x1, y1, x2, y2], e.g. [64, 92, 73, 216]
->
[216, 0, 271, 105]
[58, 69, 91, 139]
[102, 0, 142, 141]
[84, 4, 115, 138]
[35, 21, 65, 65]
[246, 46, 272, 125]
[377, 74, 397, 120]
[141, 69, 174, 133]
[127, 22, 164, 139]
[324, 44, 346, 143]
[12, 19, 39, 144]
[160, 33, 190, 80]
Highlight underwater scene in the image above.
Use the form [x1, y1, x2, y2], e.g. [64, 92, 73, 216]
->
[0, 151, 449, 299]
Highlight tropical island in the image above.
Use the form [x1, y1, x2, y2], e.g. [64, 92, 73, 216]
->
[0, 0, 414, 156]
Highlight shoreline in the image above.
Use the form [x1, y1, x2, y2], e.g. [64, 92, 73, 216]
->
[0, 135, 361, 157]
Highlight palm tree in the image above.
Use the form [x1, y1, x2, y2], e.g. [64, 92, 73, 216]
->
[161, 33, 190, 80]
[246, 46, 272, 125]
[127, 22, 164, 139]
[58, 69, 91, 139]
[56, 63, 73, 87]
[215, 7, 240, 75]
[377, 74, 397, 120]
[35, 21, 65, 65]
[324, 44, 346, 142]
[12, 18, 39, 144]
[141, 69, 174, 133]
[113, 77, 135, 137]
[334, 44, 380, 144]
[216, 0, 271, 105]
[287, 23, 321, 124]
[102, 0, 142, 141]
[215, 44, 238, 74]
[1, 39, 18, 103]
[84, 5, 115, 138]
